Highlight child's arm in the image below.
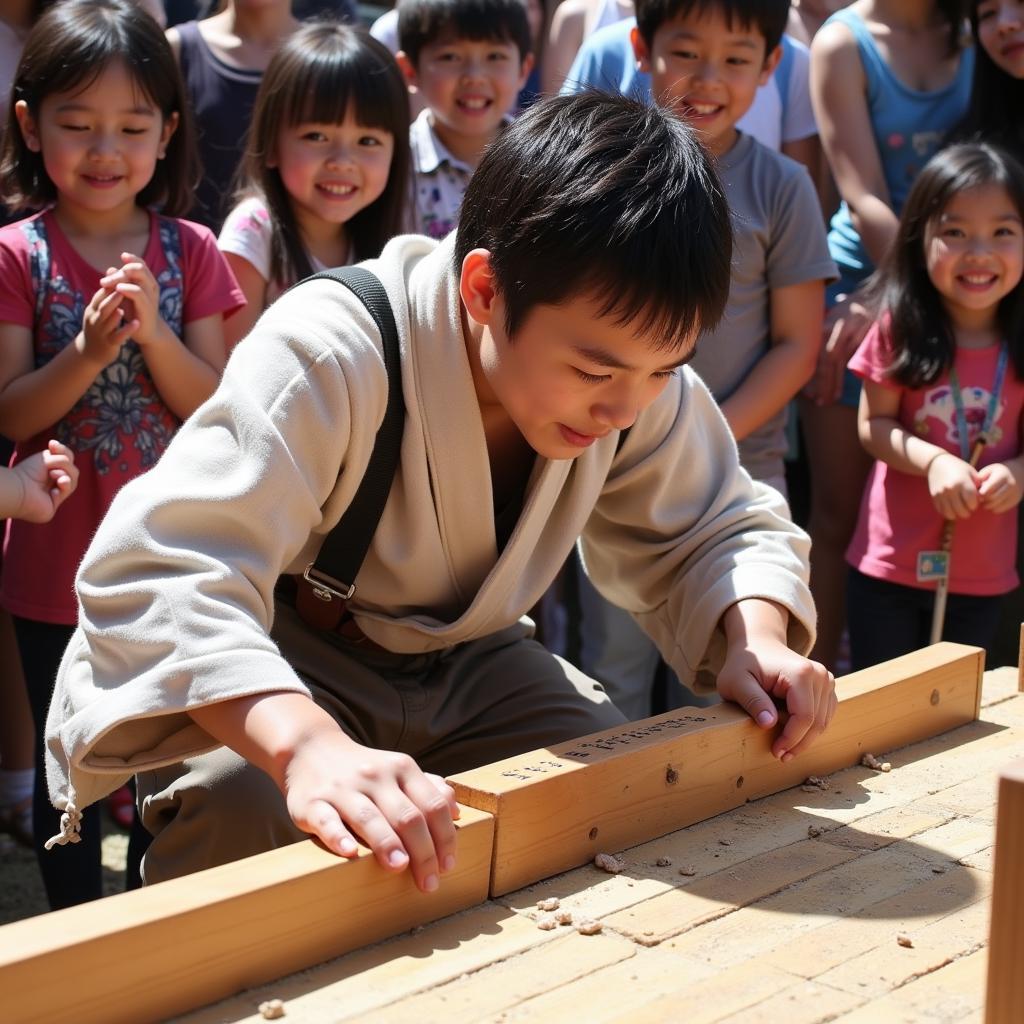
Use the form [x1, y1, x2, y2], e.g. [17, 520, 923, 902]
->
[977, 409, 1024, 515]
[718, 279, 823, 441]
[222, 253, 268, 351]
[715, 598, 836, 762]
[0, 293, 135, 442]
[857, 378, 981, 520]
[810, 22, 898, 266]
[0, 439, 78, 522]
[102, 253, 226, 420]
[187, 692, 461, 894]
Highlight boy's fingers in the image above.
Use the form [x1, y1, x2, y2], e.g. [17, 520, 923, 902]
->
[375, 786, 442, 892]
[403, 773, 459, 874]
[724, 675, 778, 730]
[425, 772, 461, 819]
[773, 672, 825, 760]
[297, 798, 359, 858]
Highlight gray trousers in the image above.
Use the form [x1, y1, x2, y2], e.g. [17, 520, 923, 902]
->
[137, 604, 625, 884]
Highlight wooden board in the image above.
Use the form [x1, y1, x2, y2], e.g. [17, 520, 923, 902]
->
[0, 806, 494, 1024]
[178, 670, 1023, 1024]
[449, 643, 984, 895]
[985, 758, 1024, 1024]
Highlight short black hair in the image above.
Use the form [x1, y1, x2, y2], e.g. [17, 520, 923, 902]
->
[0, 0, 198, 215]
[397, 0, 533, 66]
[636, 0, 790, 55]
[456, 91, 732, 350]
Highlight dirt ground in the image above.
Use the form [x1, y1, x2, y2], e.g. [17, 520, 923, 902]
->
[0, 816, 130, 926]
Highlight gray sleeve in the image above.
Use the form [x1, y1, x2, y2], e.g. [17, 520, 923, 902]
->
[766, 162, 837, 289]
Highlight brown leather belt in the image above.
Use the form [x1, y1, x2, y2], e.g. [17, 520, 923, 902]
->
[279, 574, 387, 652]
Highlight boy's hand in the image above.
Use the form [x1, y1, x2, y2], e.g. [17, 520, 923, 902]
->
[10, 439, 79, 522]
[717, 600, 836, 762]
[76, 284, 137, 367]
[803, 293, 871, 406]
[281, 724, 460, 894]
[100, 254, 166, 349]
[927, 451, 980, 520]
[977, 462, 1023, 515]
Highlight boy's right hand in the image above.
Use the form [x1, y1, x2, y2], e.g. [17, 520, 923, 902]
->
[75, 284, 138, 368]
[927, 451, 980, 520]
[281, 724, 460, 894]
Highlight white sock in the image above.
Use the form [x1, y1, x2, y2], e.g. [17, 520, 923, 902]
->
[0, 767, 34, 805]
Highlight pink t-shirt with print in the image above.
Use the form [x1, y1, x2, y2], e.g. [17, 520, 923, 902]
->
[0, 209, 245, 623]
[847, 321, 1024, 597]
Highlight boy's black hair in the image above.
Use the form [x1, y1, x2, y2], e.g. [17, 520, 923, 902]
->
[397, 0, 532, 66]
[234, 22, 410, 284]
[953, 0, 1024, 156]
[635, 0, 790, 55]
[456, 91, 732, 350]
[870, 142, 1024, 389]
[0, 0, 198, 216]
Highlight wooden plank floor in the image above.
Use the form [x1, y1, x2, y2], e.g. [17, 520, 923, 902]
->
[178, 668, 1023, 1024]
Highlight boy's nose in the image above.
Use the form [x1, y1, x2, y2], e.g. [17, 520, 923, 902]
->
[998, 1, 1022, 29]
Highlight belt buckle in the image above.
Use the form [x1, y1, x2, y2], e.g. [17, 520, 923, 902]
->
[302, 564, 356, 604]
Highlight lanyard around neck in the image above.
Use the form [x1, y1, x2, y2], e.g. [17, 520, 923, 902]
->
[947, 343, 1009, 462]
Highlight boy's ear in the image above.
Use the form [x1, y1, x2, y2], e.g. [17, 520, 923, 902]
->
[459, 249, 499, 327]
[14, 101, 41, 153]
[630, 26, 652, 73]
[158, 111, 179, 160]
[516, 51, 535, 90]
[396, 50, 420, 92]
[759, 43, 783, 85]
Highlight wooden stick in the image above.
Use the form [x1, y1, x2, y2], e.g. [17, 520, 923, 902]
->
[450, 643, 985, 896]
[0, 807, 494, 1024]
[985, 758, 1024, 1024]
[1018, 624, 1023, 693]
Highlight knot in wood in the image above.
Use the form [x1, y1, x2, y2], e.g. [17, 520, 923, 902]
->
[665, 765, 679, 785]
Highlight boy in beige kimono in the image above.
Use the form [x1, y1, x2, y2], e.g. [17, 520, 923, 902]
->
[47, 93, 835, 894]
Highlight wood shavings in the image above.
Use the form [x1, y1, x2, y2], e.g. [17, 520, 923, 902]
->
[807, 825, 824, 838]
[555, 909, 573, 925]
[718, 838, 732, 846]
[536, 897, 560, 911]
[678, 865, 697, 876]
[655, 857, 672, 867]
[637, 930, 661, 947]
[593, 852, 625, 874]
[576, 918, 603, 935]
[259, 999, 285, 1020]
[861, 752, 892, 772]
[896, 933, 914, 948]
[932, 865, 946, 874]
[536, 916, 558, 931]
[800, 775, 832, 793]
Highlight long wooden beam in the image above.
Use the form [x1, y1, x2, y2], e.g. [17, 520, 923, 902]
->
[0, 807, 494, 1024]
[449, 643, 984, 895]
[985, 758, 1024, 1024]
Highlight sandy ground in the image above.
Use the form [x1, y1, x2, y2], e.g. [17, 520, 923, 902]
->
[0, 818, 130, 926]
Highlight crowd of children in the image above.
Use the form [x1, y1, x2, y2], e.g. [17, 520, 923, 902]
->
[0, 0, 1020, 916]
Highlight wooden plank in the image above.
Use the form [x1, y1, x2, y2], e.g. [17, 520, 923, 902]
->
[0, 806, 494, 1024]
[985, 758, 1024, 1024]
[449, 644, 984, 895]
[1019, 624, 1024, 692]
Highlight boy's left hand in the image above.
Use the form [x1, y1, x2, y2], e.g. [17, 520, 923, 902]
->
[717, 600, 836, 762]
[716, 641, 836, 762]
[100, 253, 165, 348]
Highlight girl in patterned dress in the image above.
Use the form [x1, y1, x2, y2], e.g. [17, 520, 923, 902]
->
[218, 21, 410, 350]
[0, 0, 244, 909]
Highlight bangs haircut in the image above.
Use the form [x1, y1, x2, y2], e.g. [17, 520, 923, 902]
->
[234, 22, 410, 284]
[456, 91, 732, 351]
[874, 142, 1024, 389]
[397, 0, 533, 65]
[635, 0, 791, 54]
[0, 0, 197, 215]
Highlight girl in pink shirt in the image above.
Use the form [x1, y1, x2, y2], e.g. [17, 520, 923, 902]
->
[846, 142, 1024, 670]
[0, 0, 244, 909]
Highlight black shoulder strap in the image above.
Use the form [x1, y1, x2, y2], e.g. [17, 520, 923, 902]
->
[296, 267, 405, 621]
